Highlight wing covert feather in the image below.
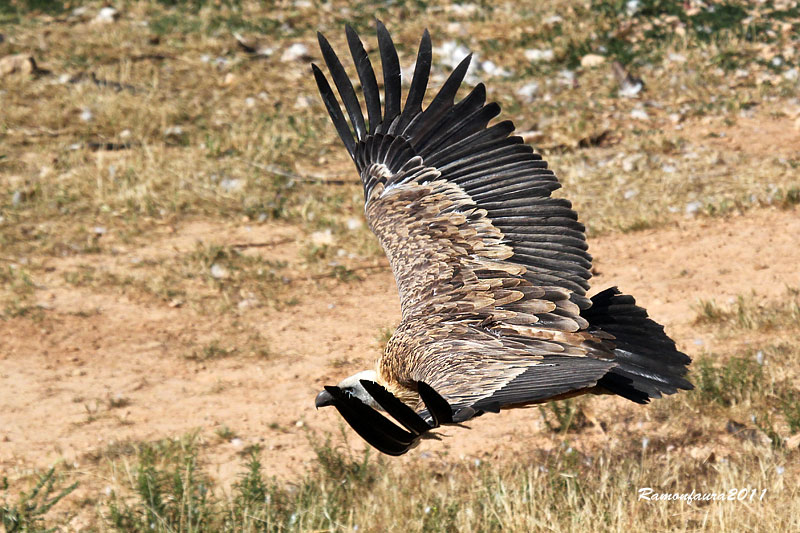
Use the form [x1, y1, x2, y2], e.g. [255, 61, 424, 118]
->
[314, 24, 609, 410]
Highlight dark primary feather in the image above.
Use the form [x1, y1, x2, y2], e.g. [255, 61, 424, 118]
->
[584, 287, 694, 402]
[311, 64, 355, 157]
[317, 32, 366, 140]
[395, 30, 431, 134]
[376, 20, 401, 133]
[345, 25, 381, 134]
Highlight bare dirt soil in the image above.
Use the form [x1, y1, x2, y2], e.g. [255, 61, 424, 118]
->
[2, 205, 798, 491]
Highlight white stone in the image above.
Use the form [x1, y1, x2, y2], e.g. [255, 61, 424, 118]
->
[524, 48, 554, 62]
[210, 263, 229, 279]
[311, 229, 334, 246]
[219, 178, 242, 192]
[93, 7, 118, 24]
[281, 43, 309, 62]
[580, 54, 606, 68]
[686, 201, 703, 215]
[516, 82, 539, 102]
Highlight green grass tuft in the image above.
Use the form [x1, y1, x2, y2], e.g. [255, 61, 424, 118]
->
[1, 467, 78, 533]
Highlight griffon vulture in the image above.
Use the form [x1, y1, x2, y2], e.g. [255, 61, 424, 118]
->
[312, 23, 693, 456]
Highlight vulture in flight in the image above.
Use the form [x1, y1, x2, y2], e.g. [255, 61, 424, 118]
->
[312, 23, 693, 456]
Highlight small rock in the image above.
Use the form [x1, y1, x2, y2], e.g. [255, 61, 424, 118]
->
[622, 154, 642, 172]
[210, 263, 229, 279]
[164, 125, 183, 137]
[79, 108, 93, 122]
[669, 113, 683, 124]
[346, 217, 362, 231]
[619, 80, 643, 97]
[447, 3, 478, 16]
[524, 48, 554, 62]
[435, 40, 474, 70]
[237, 298, 258, 310]
[612, 61, 644, 97]
[544, 15, 563, 26]
[0, 54, 38, 77]
[294, 95, 312, 109]
[685, 201, 703, 216]
[311, 229, 334, 246]
[630, 107, 649, 120]
[93, 7, 119, 24]
[519, 130, 544, 144]
[784, 68, 799, 82]
[626, 0, 641, 15]
[515, 82, 539, 102]
[558, 69, 576, 86]
[580, 54, 605, 68]
[220, 178, 242, 192]
[281, 43, 310, 62]
[233, 32, 274, 57]
[480, 60, 510, 78]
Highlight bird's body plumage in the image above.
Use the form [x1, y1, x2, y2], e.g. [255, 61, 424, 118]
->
[312, 22, 693, 455]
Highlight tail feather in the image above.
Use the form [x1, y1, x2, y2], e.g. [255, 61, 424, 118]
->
[583, 287, 693, 404]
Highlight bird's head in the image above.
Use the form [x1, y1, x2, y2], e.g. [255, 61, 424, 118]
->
[315, 370, 381, 409]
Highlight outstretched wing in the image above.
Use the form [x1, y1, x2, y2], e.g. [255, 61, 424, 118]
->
[312, 23, 625, 419]
[313, 23, 593, 336]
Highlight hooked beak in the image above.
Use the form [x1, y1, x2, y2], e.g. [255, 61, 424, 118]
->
[315, 389, 335, 409]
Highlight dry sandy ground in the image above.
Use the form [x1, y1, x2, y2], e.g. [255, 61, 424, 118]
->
[1, 206, 799, 494]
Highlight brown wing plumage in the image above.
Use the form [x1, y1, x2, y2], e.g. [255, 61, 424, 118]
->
[314, 23, 610, 409]
[313, 23, 692, 433]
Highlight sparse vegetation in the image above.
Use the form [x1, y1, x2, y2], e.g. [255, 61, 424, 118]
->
[1, 468, 78, 533]
[694, 288, 800, 332]
[94, 430, 797, 532]
[693, 354, 765, 407]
